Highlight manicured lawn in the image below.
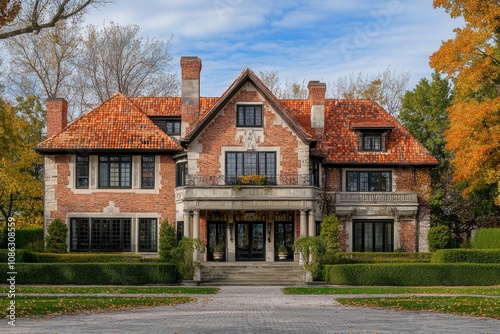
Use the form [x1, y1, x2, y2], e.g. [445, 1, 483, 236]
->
[337, 296, 500, 319]
[283, 286, 500, 296]
[10, 286, 219, 295]
[1, 296, 193, 318]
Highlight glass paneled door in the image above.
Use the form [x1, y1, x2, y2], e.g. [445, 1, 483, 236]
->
[274, 222, 294, 261]
[207, 222, 227, 261]
[235, 222, 265, 261]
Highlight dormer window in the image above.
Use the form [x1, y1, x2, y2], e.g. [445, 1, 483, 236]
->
[363, 133, 382, 151]
[237, 105, 263, 127]
[352, 122, 394, 153]
[150, 117, 181, 135]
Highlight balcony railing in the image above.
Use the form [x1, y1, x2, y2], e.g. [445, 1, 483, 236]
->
[184, 174, 315, 187]
[336, 192, 418, 204]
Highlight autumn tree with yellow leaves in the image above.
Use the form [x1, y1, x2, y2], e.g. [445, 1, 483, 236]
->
[430, 0, 500, 205]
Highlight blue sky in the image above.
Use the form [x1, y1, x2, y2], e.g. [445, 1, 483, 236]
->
[86, 0, 460, 97]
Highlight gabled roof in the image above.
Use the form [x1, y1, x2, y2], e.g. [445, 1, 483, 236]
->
[129, 97, 219, 117]
[36, 93, 182, 153]
[181, 69, 314, 144]
[280, 99, 438, 165]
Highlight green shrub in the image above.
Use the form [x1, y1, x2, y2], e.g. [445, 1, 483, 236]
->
[45, 219, 67, 253]
[319, 214, 341, 254]
[294, 236, 326, 277]
[172, 237, 204, 280]
[471, 228, 500, 249]
[0, 263, 182, 285]
[321, 252, 432, 264]
[324, 263, 500, 286]
[431, 249, 500, 263]
[35, 253, 143, 263]
[15, 228, 44, 250]
[159, 220, 177, 262]
[0, 249, 38, 262]
[428, 225, 450, 252]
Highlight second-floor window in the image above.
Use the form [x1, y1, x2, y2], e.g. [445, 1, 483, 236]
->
[76, 156, 89, 189]
[346, 171, 391, 192]
[226, 152, 276, 184]
[176, 162, 187, 187]
[237, 105, 263, 127]
[141, 156, 155, 189]
[99, 156, 132, 188]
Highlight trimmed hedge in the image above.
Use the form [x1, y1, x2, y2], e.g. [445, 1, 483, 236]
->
[0, 249, 38, 263]
[324, 263, 500, 286]
[431, 249, 500, 263]
[0, 227, 44, 250]
[0, 263, 181, 285]
[34, 253, 144, 263]
[471, 228, 500, 249]
[321, 252, 432, 264]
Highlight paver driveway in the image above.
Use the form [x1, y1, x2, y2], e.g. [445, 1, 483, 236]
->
[4, 286, 499, 334]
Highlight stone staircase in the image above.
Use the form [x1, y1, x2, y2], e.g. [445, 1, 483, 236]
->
[200, 261, 307, 286]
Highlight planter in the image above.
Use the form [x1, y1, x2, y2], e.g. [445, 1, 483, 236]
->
[213, 251, 224, 261]
[278, 252, 288, 260]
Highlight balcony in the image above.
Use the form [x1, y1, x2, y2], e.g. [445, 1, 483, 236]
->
[335, 192, 419, 218]
[175, 174, 317, 211]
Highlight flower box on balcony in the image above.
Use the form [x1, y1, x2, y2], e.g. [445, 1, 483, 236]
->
[238, 175, 267, 185]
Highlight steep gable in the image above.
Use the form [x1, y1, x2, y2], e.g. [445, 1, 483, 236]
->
[36, 93, 182, 152]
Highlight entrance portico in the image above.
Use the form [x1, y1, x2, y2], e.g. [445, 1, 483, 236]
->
[175, 185, 319, 262]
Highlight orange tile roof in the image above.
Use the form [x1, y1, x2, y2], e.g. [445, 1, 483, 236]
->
[129, 97, 220, 117]
[283, 99, 438, 165]
[37, 93, 182, 151]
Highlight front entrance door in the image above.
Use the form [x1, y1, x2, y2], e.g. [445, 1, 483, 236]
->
[274, 222, 294, 261]
[235, 222, 265, 261]
[207, 222, 227, 261]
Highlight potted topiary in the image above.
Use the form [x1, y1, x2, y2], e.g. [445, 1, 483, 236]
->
[213, 244, 225, 261]
[278, 244, 288, 260]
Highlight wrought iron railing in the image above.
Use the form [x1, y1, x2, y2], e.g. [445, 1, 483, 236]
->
[184, 174, 314, 187]
[336, 192, 418, 203]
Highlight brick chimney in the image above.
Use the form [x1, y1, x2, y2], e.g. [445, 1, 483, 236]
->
[180, 56, 202, 138]
[46, 98, 68, 138]
[308, 81, 326, 135]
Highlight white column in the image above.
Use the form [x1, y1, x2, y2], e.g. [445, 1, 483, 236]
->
[183, 211, 191, 237]
[308, 210, 316, 237]
[300, 209, 307, 237]
[193, 210, 200, 261]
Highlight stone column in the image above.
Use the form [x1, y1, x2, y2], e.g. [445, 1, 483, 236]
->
[193, 210, 200, 262]
[300, 209, 307, 237]
[183, 211, 191, 237]
[308, 210, 316, 237]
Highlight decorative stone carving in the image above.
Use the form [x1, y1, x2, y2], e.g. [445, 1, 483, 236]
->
[244, 130, 258, 150]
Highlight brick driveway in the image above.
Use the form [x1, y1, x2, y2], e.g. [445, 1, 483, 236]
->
[5, 286, 499, 334]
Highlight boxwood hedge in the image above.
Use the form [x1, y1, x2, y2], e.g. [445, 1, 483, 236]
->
[324, 263, 500, 286]
[321, 252, 432, 264]
[0, 263, 181, 285]
[0, 250, 148, 263]
[431, 249, 500, 263]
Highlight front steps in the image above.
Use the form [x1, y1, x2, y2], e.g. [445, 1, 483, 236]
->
[199, 261, 307, 286]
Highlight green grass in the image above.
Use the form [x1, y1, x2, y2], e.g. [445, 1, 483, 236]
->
[1, 296, 193, 318]
[8, 286, 218, 295]
[283, 286, 500, 296]
[337, 296, 500, 319]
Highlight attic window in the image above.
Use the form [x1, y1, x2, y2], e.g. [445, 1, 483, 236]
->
[236, 105, 262, 127]
[363, 133, 382, 151]
[150, 117, 181, 135]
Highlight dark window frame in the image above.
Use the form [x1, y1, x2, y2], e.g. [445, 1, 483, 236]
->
[98, 156, 132, 189]
[176, 162, 188, 187]
[363, 133, 382, 151]
[141, 156, 155, 189]
[225, 151, 276, 185]
[353, 220, 394, 252]
[346, 171, 392, 192]
[236, 104, 263, 127]
[76, 156, 89, 189]
[70, 218, 132, 252]
[150, 117, 181, 135]
[310, 159, 320, 187]
[138, 218, 158, 252]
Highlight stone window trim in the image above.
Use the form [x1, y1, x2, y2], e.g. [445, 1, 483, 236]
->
[75, 156, 89, 189]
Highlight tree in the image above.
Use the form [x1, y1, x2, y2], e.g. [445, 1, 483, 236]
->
[258, 70, 308, 99]
[0, 0, 109, 40]
[430, 0, 500, 205]
[330, 68, 410, 116]
[76, 22, 179, 110]
[0, 96, 44, 228]
[45, 218, 67, 253]
[399, 71, 453, 161]
[158, 220, 177, 262]
[4, 20, 80, 117]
